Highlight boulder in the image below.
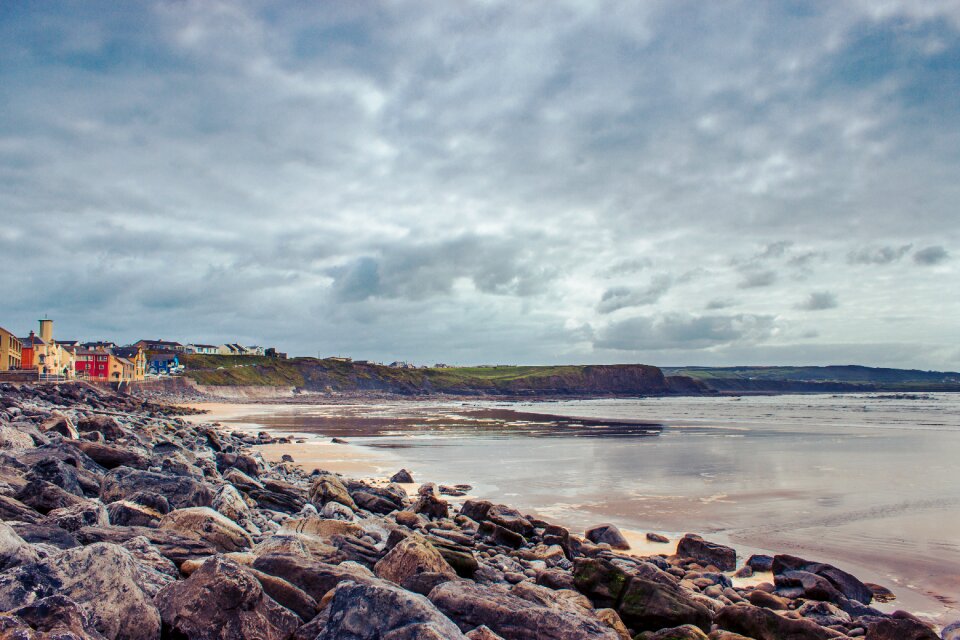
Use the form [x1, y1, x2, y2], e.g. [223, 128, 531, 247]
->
[466, 626, 507, 640]
[390, 468, 414, 483]
[746, 554, 774, 572]
[0, 542, 161, 640]
[486, 504, 534, 536]
[75, 525, 217, 566]
[714, 604, 844, 640]
[642, 626, 710, 640]
[15, 479, 89, 514]
[10, 522, 79, 549]
[585, 523, 630, 550]
[308, 473, 357, 511]
[252, 552, 376, 601]
[595, 608, 631, 640]
[676, 534, 736, 572]
[158, 506, 253, 553]
[772, 554, 872, 605]
[321, 500, 355, 521]
[0, 424, 36, 449]
[863, 616, 939, 640]
[45, 500, 109, 532]
[646, 532, 670, 544]
[320, 578, 468, 639]
[461, 499, 493, 522]
[155, 555, 300, 640]
[40, 414, 79, 439]
[796, 600, 851, 627]
[0, 521, 40, 571]
[429, 580, 621, 639]
[100, 466, 214, 509]
[243, 565, 319, 622]
[617, 576, 713, 633]
[70, 440, 150, 470]
[76, 415, 125, 440]
[4, 594, 106, 639]
[211, 482, 252, 524]
[572, 557, 631, 609]
[375, 534, 457, 585]
[0, 494, 41, 523]
[106, 499, 163, 527]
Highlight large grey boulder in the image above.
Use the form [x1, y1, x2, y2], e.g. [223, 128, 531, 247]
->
[0, 521, 40, 571]
[772, 554, 873, 605]
[308, 473, 357, 511]
[158, 506, 253, 553]
[585, 523, 630, 550]
[429, 580, 621, 640]
[156, 555, 300, 640]
[253, 552, 376, 601]
[319, 578, 468, 640]
[0, 542, 161, 640]
[714, 604, 844, 640]
[100, 466, 214, 509]
[375, 534, 456, 585]
[676, 534, 736, 572]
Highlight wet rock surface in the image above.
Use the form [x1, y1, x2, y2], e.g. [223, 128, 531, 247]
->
[0, 382, 952, 639]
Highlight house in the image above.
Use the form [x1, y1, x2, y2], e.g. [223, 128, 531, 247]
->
[113, 346, 147, 381]
[19, 320, 74, 378]
[219, 343, 254, 356]
[246, 345, 265, 356]
[80, 341, 117, 351]
[265, 347, 287, 359]
[148, 353, 180, 375]
[388, 361, 415, 369]
[0, 326, 22, 371]
[186, 344, 219, 355]
[134, 339, 186, 353]
[74, 349, 113, 381]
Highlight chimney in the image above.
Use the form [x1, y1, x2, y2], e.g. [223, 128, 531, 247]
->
[39, 319, 53, 343]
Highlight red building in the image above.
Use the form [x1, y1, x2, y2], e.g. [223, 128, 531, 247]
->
[74, 350, 112, 381]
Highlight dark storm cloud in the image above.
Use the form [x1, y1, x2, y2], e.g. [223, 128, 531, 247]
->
[796, 291, 839, 311]
[0, 1, 958, 368]
[913, 245, 950, 265]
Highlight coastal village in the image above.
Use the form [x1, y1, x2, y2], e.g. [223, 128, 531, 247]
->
[0, 317, 285, 384]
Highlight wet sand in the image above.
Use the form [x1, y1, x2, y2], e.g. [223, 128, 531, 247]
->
[187, 396, 960, 624]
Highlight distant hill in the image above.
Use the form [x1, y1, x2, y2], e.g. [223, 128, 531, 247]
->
[661, 365, 960, 392]
[180, 355, 706, 397]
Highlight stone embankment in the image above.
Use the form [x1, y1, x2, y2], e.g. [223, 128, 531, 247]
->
[0, 382, 955, 640]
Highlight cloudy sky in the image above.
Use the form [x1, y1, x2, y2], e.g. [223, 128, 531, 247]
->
[1, 1, 958, 369]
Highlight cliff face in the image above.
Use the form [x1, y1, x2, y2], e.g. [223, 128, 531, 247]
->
[179, 357, 700, 397]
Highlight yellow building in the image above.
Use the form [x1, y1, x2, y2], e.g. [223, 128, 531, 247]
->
[20, 319, 74, 379]
[113, 346, 146, 382]
[0, 326, 22, 371]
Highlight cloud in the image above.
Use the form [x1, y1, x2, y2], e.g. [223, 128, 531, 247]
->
[595, 313, 777, 351]
[705, 299, 736, 310]
[913, 245, 950, 265]
[847, 245, 912, 265]
[796, 291, 839, 311]
[738, 270, 778, 289]
[596, 274, 672, 314]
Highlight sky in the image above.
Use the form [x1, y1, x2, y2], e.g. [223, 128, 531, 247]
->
[1, 1, 958, 369]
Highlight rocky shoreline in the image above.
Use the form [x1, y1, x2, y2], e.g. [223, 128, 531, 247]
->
[0, 383, 956, 640]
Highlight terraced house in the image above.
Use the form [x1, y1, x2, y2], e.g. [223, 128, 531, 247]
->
[0, 326, 22, 371]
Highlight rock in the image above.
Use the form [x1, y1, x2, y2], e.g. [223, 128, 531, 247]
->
[616, 576, 713, 633]
[211, 482, 252, 524]
[644, 626, 710, 640]
[252, 552, 376, 600]
[461, 499, 493, 522]
[320, 577, 468, 639]
[0, 521, 40, 570]
[941, 621, 960, 640]
[158, 506, 253, 553]
[75, 525, 217, 566]
[478, 521, 526, 548]
[863, 617, 939, 640]
[16, 478, 88, 514]
[797, 600, 851, 627]
[486, 504, 534, 536]
[0, 493, 41, 523]
[413, 492, 449, 519]
[773, 554, 873, 605]
[573, 557, 631, 608]
[9, 522, 79, 549]
[308, 473, 357, 511]
[865, 582, 896, 603]
[155, 555, 300, 640]
[466, 626, 507, 640]
[321, 500, 355, 521]
[747, 589, 789, 610]
[676, 534, 736, 572]
[775, 569, 845, 603]
[429, 580, 621, 639]
[41, 414, 79, 439]
[585, 523, 630, 550]
[70, 440, 150, 469]
[390, 468, 414, 483]
[0, 542, 161, 640]
[595, 608, 631, 640]
[100, 466, 214, 509]
[6, 594, 106, 639]
[46, 500, 109, 532]
[746, 554, 774, 572]
[106, 499, 163, 527]
[76, 415, 125, 440]
[646, 532, 670, 543]
[714, 604, 843, 640]
[0, 424, 36, 449]
[375, 535, 457, 585]
[243, 565, 319, 622]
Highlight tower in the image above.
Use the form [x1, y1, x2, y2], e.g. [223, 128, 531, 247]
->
[39, 318, 53, 343]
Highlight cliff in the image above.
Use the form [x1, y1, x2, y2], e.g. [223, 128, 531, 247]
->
[179, 356, 705, 397]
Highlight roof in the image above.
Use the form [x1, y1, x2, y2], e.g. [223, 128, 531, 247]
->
[113, 347, 142, 358]
[19, 335, 46, 346]
[150, 354, 178, 362]
[137, 339, 183, 347]
[189, 344, 219, 349]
